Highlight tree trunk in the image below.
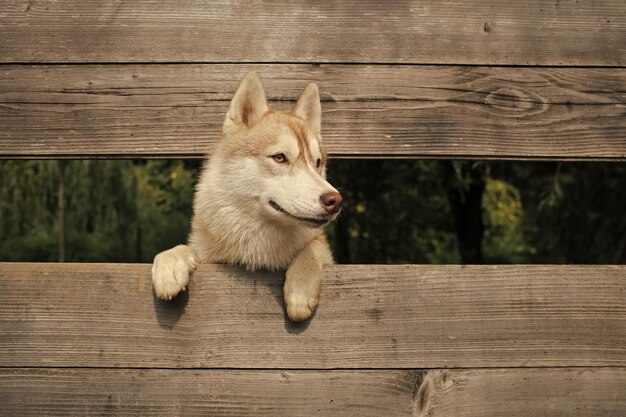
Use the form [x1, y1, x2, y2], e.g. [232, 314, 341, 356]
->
[136, 223, 142, 263]
[445, 162, 487, 264]
[57, 161, 66, 262]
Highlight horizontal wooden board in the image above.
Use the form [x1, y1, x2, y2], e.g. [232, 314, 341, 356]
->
[0, 369, 418, 417]
[415, 368, 626, 417]
[1, 1, 625, 65]
[0, 263, 624, 368]
[1, 64, 625, 160]
[0, 368, 624, 416]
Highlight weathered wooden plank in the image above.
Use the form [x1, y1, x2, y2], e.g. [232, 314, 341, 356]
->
[415, 368, 626, 417]
[0, 263, 624, 368]
[1, 1, 624, 65]
[1, 64, 625, 160]
[0, 369, 419, 417]
[0, 368, 624, 417]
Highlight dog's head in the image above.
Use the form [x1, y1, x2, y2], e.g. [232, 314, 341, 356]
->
[217, 72, 342, 228]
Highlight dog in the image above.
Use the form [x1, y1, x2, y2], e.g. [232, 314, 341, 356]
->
[151, 72, 342, 321]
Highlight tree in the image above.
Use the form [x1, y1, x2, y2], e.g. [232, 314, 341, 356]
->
[2, 159, 624, 265]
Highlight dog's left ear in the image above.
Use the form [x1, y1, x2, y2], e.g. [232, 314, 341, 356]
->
[293, 83, 321, 136]
[223, 72, 269, 133]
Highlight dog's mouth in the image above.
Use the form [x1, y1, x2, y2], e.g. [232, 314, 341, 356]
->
[269, 200, 332, 227]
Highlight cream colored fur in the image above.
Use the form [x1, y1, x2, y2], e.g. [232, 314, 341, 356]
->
[152, 72, 340, 321]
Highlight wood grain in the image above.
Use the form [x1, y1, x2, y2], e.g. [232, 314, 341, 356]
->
[1, 1, 625, 65]
[0, 263, 624, 368]
[0, 368, 623, 416]
[2, 369, 416, 417]
[415, 368, 626, 417]
[1, 64, 625, 160]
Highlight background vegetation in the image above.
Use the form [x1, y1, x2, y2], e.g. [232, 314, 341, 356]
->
[1, 160, 624, 264]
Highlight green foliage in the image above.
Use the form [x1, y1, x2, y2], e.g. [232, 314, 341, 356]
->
[482, 178, 531, 263]
[62, 160, 137, 261]
[134, 160, 197, 260]
[0, 161, 58, 261]
[327, 160, 460, 264]
[0, 160, 197, 263]
[1, 159, 624, 264]
[504, 162, 626, 264]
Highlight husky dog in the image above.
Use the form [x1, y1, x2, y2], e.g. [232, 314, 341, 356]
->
[151, 72, 342, 321]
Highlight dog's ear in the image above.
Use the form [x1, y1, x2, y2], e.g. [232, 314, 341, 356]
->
[293, 83, 321, 136]
[223, 72, 269, 133]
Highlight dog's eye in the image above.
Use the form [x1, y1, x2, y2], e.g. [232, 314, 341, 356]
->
[272, 153, 287, 163]
[316, 158, 322, 168]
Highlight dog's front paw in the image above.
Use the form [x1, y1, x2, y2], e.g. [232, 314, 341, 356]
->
[285, 290, 319, 322]
[151, 245, 197, 300]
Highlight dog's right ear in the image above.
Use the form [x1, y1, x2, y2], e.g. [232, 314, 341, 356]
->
[223, 72, 269, 134]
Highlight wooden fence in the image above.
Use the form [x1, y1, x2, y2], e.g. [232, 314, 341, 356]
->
[1, 1, 625, 415]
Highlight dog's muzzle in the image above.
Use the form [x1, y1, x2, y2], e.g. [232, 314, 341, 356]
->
[269, 200, 336, 227]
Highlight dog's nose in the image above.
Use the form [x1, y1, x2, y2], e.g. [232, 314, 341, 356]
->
[320, 192, 342, 214]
